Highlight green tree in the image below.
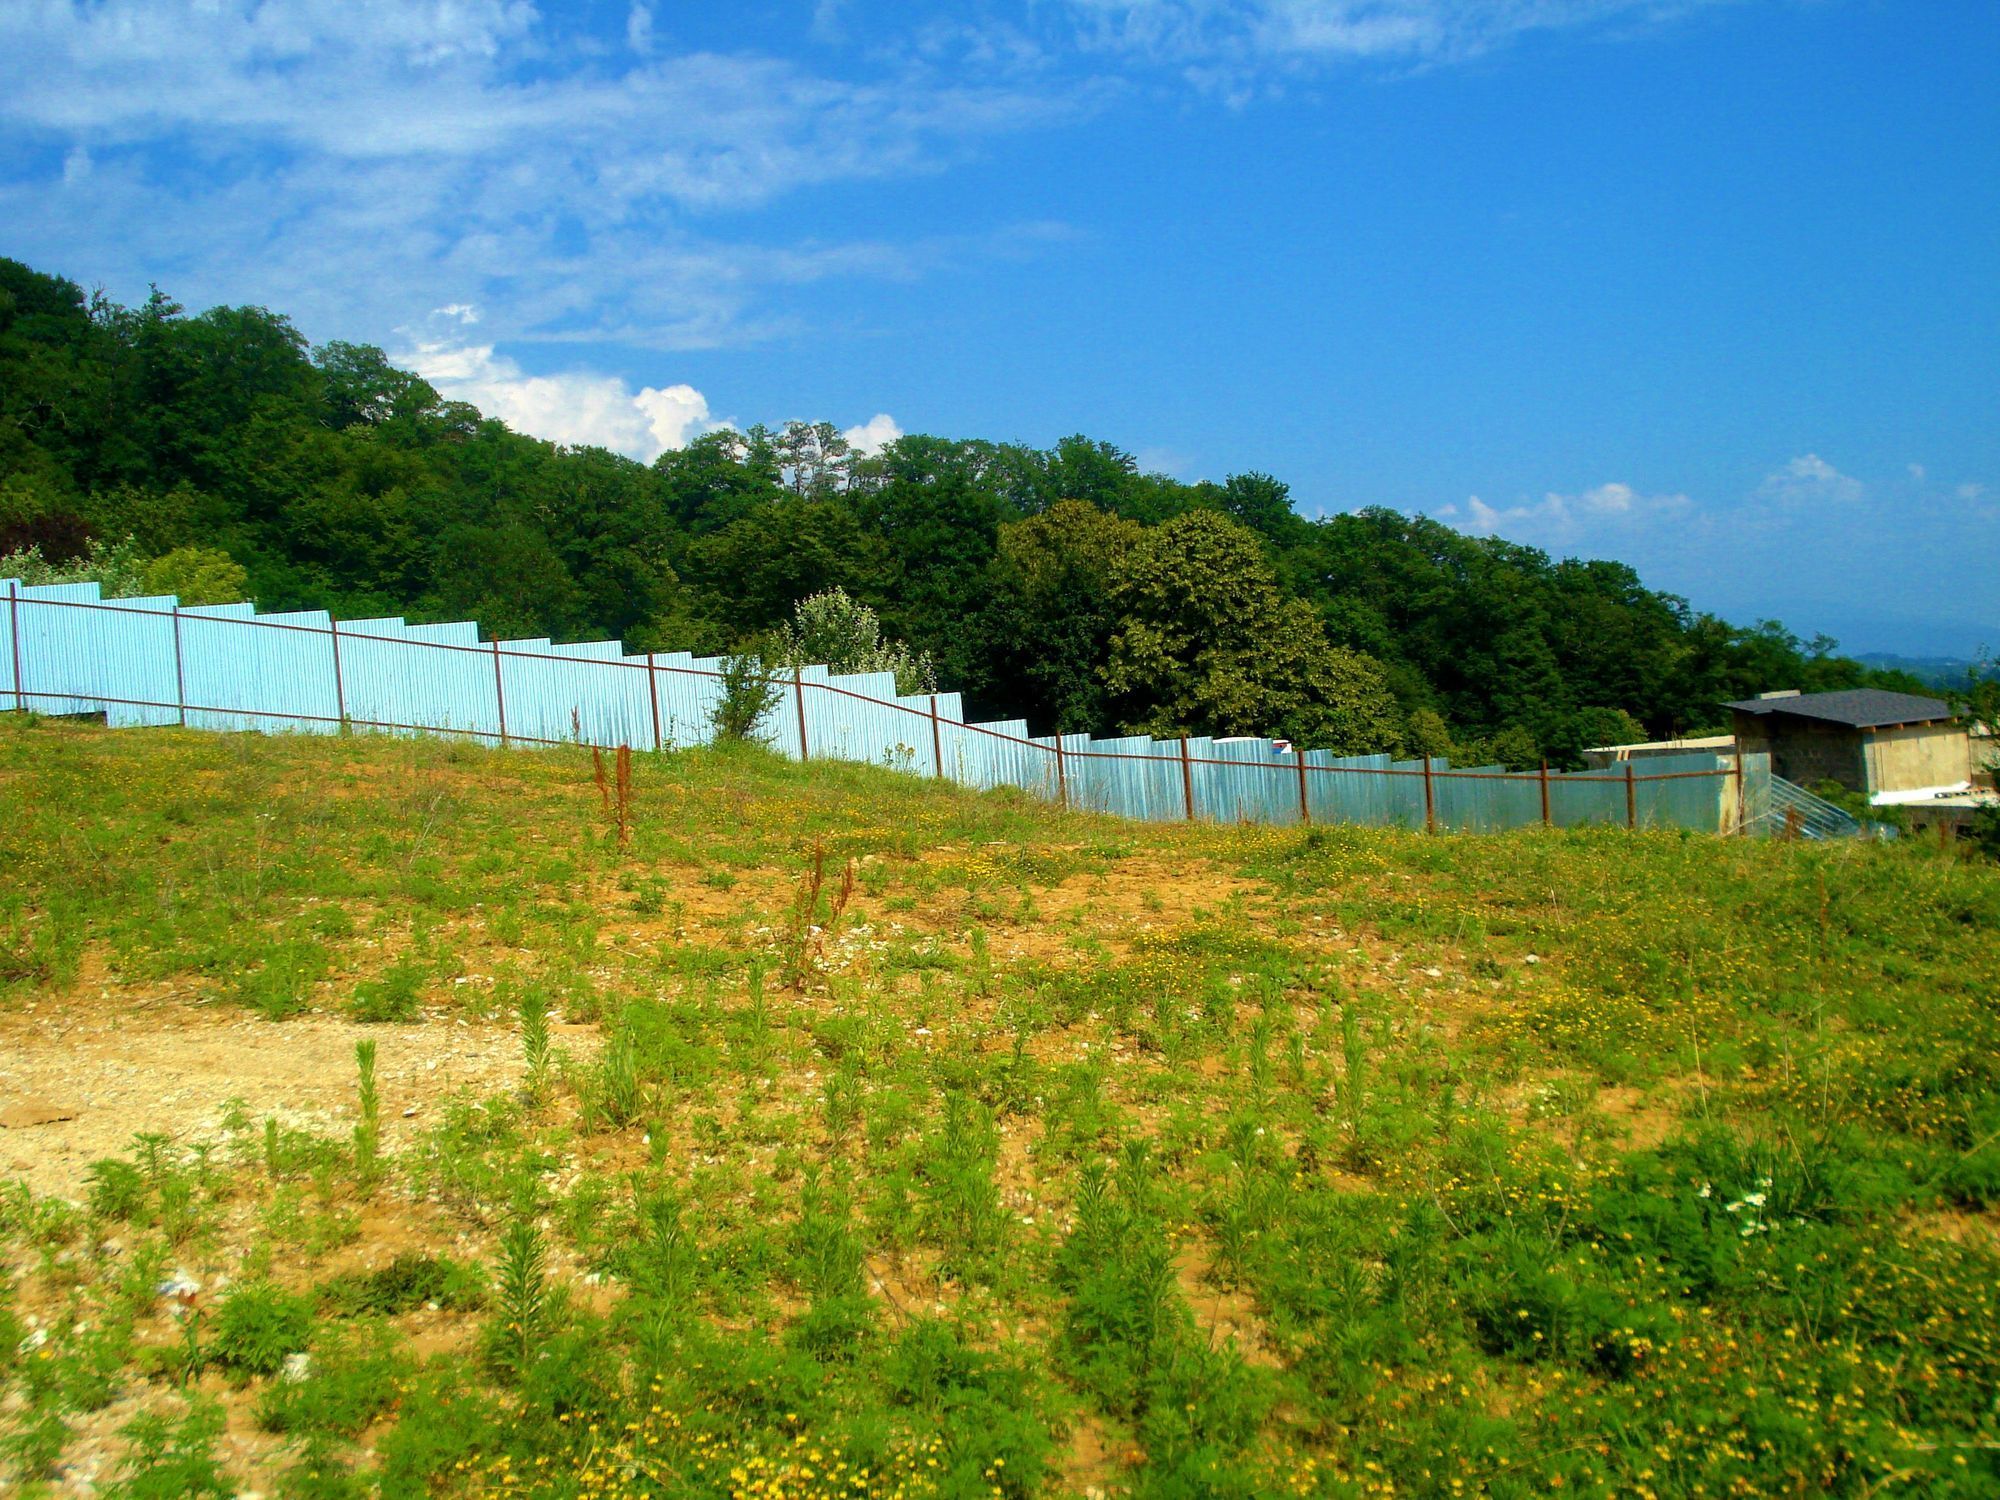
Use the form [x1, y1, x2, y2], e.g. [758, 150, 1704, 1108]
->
[0, 534, 149, 596]
[1210, 471, 1306, 545]
[771, 420, 852, 499]
[680, 499, 890, 647]
[774, 588, 935, 695]
[1103, 510, 1403, 753]
[982, 499, 1142, 732]
[313, 341, 442, 432]
[848, 435, 1015, 690]
[1542, 706, 1650, 767]
[1487, 725, 1541, 770]
[1405, 707, 1455, 760]
[142, 546, 249, 606]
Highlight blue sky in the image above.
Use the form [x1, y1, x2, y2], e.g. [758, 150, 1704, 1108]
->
[3, 0, 1996, 656]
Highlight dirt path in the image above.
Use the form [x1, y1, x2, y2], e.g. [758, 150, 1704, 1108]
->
[0, 994, 528, 1199]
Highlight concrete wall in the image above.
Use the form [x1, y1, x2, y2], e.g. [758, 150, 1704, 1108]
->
[1863, 722, 1972, 794]
[1734, 712, 1867, 790]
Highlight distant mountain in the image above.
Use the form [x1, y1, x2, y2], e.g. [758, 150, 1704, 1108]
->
[1852, 654, 1998, 691]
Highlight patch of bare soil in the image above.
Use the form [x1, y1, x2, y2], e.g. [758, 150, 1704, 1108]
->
[0, 991, 527, 1200]
[1594, 1083, 1683, 1150]
[1488, 1073, 1686, 1151]
[1176, 1239, 1286, 1370]
[1025, 858, 1264, 953]
[35, 1372, 297, 1498]
[589, 864, 793, 936]
[1908, 1207, 2000, 1251]
[1059, 1413, 1128, 1499]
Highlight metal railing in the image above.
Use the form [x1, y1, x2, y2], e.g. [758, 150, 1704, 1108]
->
[1743, 775, 1876, 839]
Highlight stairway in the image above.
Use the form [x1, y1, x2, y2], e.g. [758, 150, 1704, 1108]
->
[1745, 775, 1880, 839]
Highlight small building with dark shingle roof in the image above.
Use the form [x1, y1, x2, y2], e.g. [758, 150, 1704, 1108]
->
[1724, 689, 1969, 795]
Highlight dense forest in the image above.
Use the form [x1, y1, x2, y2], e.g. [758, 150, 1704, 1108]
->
[0, 257, 1929, 765]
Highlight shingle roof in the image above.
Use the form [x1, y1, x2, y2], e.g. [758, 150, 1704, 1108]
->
[1723, 689, 1956, 730]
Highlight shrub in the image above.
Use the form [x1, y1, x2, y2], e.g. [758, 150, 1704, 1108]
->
[1968, 801, 2000, 863]
[85, 1158, 148, 1222]
[211, 1282, 315, 1376]
[316, 1252, 482, 1318]
[349, 959, 425, 1022]
[255, 1321, 408, 1436]
[372, 1364, 508, 1495]
[231, 938, 329, 1020]
[0, 535, 148, 597]
[100, 1397, 232, 1500]
[711, 645, 782, 743]
[773, 587, 936, 695]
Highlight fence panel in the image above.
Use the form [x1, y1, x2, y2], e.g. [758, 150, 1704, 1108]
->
[651, 654, 732, 750]
[1196, 738, 1299, 826]
[802, 669, 923, 773]
[1629, 751, 1729, 830]
[181, 607, 331, 734]
[43, 590, 182, 726]
[506, 642, 654, 750]
[9, 585, 165, 719]
[1435, 764, 1541, 832]
[1546, 767, 1625, 827]
[336, 620, 495, 741]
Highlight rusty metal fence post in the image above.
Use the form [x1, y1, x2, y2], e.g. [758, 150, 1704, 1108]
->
[491, 639, 509, 747]
[7, 582, 22, 713]
[793, 668, 809, 760]
[329, 617, 347, 729]
[1422, 757, 1436, 832]
[647, 652, 662, 752]
[170, 605, 187, 726]
[1539, 759, 1551, 825]
[1295, 745, 1310, 824]
[1625, 761, 1638, 829]
[928, 693, 944, 779]
[1180, 736, 1196, 821]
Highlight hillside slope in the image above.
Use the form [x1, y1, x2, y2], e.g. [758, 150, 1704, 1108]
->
[2, 719, 1997, 1498]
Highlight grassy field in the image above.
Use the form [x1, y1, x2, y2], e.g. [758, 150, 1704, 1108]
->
[1, 717, 1997, 1499]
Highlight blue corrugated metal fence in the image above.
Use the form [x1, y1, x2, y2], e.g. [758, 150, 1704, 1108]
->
[0, 579, 1762, 834]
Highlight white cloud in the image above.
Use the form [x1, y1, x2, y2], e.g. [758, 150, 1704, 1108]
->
[841, 412, 903, 457]
[636, 385, 719, 454]
[0, 2, 1089, 354]
[400, 326, 719, 463]
[1445, 481, 1692, 545]
[1135, 445, 1195, 478]
[1053, 0, 1739, 75]
[1956, 482, 1986, 503]
[61, 144, 90, 183]
[1907, 462, 1926, 482]
[626, 4, 654, 54]
[0, 4, 1075, 202]
[1757, 453, 1864, 508]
